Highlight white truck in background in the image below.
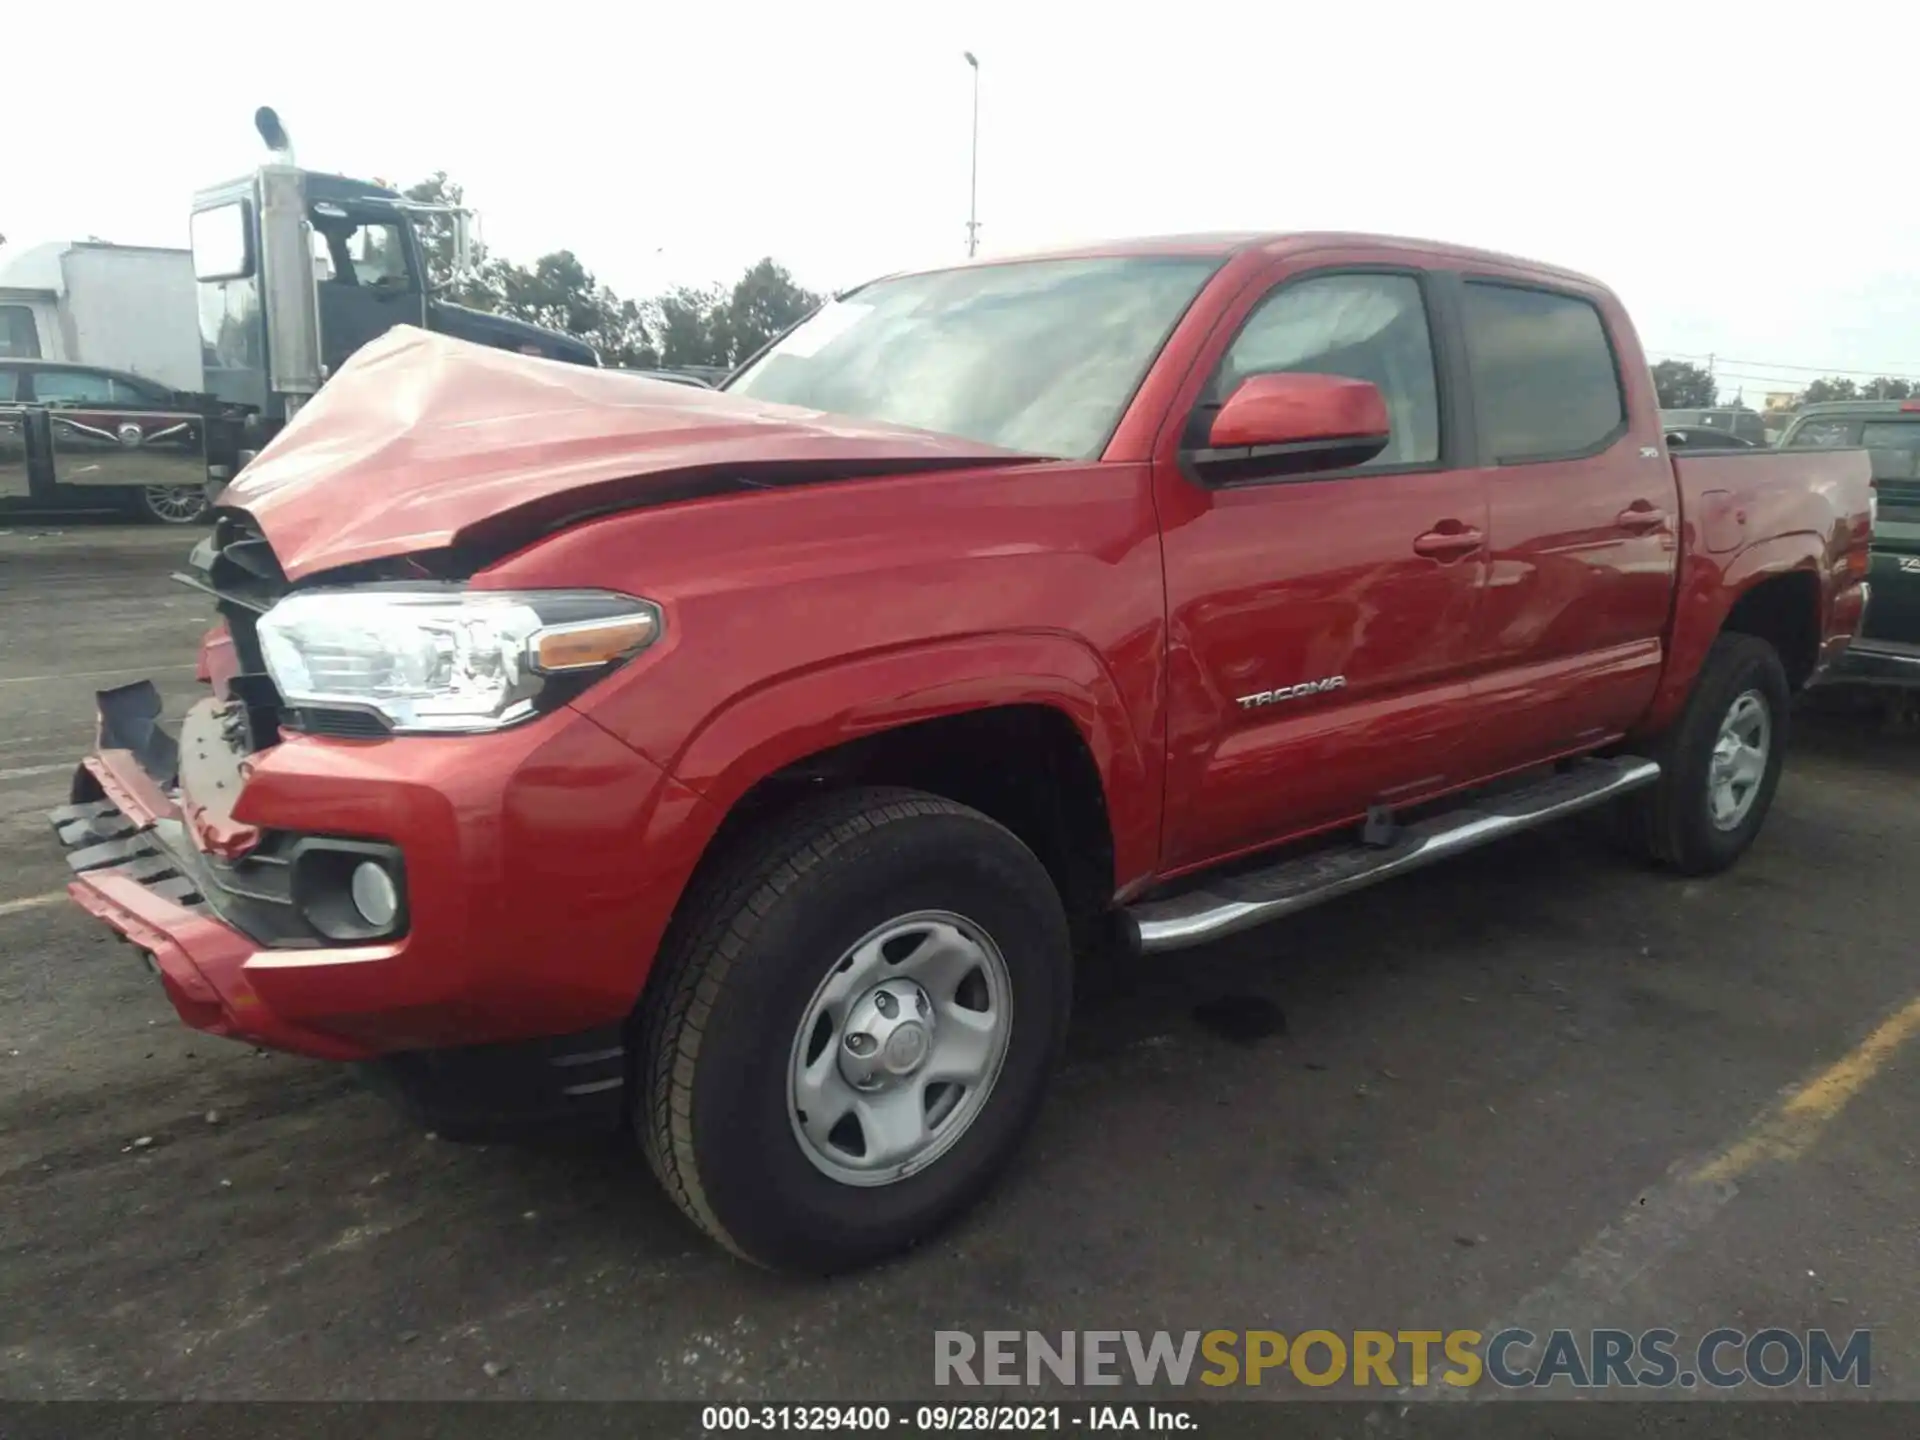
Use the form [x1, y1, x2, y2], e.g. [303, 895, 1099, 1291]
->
[2, 240, 219, 523]
[0, 240, 201, 389]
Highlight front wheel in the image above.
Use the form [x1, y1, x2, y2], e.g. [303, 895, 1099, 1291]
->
[635, 786, 1072, 1272]
[1616, 633, 1791, 875]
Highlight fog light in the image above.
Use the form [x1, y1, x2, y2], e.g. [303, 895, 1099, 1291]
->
[350, 861, 399, 928]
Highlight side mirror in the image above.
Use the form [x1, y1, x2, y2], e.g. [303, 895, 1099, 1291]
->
[190, 202, 254, 282]
[1187, 373, 1391, 484]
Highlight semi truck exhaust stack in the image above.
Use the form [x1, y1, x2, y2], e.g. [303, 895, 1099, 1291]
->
[254, 107, 295, 165]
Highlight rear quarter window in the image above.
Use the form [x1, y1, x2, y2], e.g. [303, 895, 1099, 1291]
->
[1462, 283, 1625, 463]
[1861, 421, 1920, 452]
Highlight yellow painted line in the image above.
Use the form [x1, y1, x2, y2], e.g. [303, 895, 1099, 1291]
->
[1418, 987, 1920, 1400]
[1693, 992, 1920, 1185]
[0, 891, 67, 919]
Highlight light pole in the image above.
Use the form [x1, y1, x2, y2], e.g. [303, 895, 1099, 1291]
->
[963, 51, 980, 258]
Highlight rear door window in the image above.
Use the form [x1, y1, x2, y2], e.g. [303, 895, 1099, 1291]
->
[1462, 283, 1625, 462]
[108, 376, 168, 406]
[31, 369, 117, 405]
[1860, 421, 1920, 453]
[1862, 420, 1920, 480]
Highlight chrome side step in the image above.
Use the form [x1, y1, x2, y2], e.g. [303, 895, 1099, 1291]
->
[1125, 756, 1660, 954]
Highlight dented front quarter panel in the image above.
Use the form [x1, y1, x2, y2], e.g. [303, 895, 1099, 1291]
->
[478, 457, 1172, 897]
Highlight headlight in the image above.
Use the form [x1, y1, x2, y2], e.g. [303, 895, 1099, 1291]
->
[256, 587, 660, 734]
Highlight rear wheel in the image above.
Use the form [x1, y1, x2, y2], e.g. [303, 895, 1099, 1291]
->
[132, 485, 210, 526]
[635, 786, 1072, 1272]
[1616, 633, 1791, 875]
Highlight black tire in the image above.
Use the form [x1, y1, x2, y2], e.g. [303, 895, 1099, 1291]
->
[635, 786, 1072, 1272]
[1616, 633, 1791, 875]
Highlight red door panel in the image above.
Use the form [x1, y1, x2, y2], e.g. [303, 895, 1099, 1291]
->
[1447, 280, 1680, 777]
[1151, 259, 1489, 875]
[1159, 469, 1488, 871]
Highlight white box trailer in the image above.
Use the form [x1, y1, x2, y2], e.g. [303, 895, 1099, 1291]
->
[0, 240, 200, 392]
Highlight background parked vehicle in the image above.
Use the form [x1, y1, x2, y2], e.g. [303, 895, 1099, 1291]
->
[1659, 405, 1768, 446]
[189, 108, 598, 500]
[1779, 399, 1920, 687]
[0, 240, 201, 391]
[51, 232, 1871, 1274]
[0, 359, 220, 524]
[1663, 425, 1760, 450]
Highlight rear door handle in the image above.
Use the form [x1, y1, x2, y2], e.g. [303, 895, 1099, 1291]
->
[1413, 524, 1484, 560]
[1617, 503, 1669, 532]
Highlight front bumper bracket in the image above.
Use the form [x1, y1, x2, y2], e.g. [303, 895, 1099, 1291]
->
[49, 797, 207, 910]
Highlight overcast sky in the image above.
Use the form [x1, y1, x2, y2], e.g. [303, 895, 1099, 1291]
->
[8, 0, 1918, 399]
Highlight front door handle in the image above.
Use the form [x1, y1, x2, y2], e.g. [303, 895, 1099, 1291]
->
[1413, 524, 1484, 560]
[1617, 502, 1669, 532]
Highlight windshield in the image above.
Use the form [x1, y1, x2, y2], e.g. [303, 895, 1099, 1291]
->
[727, 256, 1220, 459]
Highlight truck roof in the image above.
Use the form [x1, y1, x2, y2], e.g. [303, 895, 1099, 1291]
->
[0, 239, 189, 294]
[1789, 399, 1920, 419]
[193, 169, 404, 209]
[890, 231, 1608, 290]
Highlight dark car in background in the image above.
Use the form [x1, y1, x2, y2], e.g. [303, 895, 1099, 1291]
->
[1, 359, 214, 524]
[1659, 406, 1769, 446]
[1779, 399, 1920, 686]
[1664, 426, 1760, 450]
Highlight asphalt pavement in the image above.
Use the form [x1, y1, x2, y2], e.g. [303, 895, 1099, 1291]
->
[2, 521, 1917, 1419]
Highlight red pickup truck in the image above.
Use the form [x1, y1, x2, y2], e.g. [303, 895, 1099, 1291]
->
[52, 232, 1871, 1272]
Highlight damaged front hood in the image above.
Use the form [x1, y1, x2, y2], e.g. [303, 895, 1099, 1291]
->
[224, 325, 1028, 581]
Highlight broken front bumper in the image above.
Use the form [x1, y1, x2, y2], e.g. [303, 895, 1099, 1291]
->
[50, 679, 372, 1060]
[50, 675, 698, 1070]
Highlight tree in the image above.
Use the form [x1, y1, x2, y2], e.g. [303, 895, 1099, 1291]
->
[1651, 359, 1718, 409]
[1861, 377, 1914, 401]
[640, 264, 824, 371]
[485, 251, 654, 368]
[1802, 377, 1859, 404]
[397, 173, 823, 373]
[400, 173, 657, 366]
[725, 259, 824, 365]
[650, 284, 731, 369]
[401, 172, 472, 287]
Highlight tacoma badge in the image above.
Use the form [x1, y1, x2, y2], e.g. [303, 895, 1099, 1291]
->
[1237, 676, 1347, 710]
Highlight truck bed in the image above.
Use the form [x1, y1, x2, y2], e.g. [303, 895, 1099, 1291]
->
[1672, 447, 1872, 565]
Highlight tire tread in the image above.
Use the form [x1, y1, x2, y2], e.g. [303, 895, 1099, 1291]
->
[635, 786, 984, 1262]
[1618, 632, 1788, 874]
